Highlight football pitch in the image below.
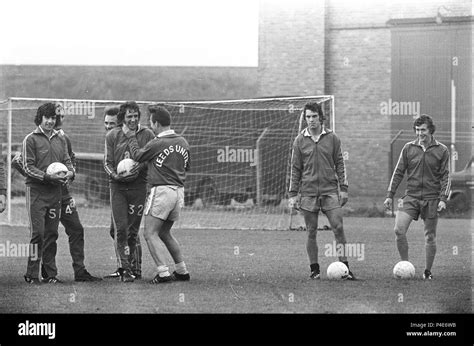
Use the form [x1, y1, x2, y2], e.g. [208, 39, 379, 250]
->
[0, 216, 471, 314]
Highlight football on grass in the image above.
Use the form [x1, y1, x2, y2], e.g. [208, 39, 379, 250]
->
[117, 158, 137, 175]
[393, 261, 415, 279]
[46, 162, 68, 177]
[327, 261, 349, 280]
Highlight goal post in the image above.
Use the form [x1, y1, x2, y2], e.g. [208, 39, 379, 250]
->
[0, 95, 335, 230]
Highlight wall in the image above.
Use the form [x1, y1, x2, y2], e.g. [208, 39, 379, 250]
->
[257, 0, 472, 198]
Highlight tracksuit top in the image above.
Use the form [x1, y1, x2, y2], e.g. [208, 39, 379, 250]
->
[289, 127, 348, 198]
[104, 125, 155, 189]
[21, 126, 74, 186]
[14, 129, 75, 199]
[387, 138, 450, 202]
[126, 129, 190, 187]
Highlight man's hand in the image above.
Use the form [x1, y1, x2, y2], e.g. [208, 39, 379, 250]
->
[120, 171, 139, 183]
[339, 191, 348, 206]
[288, 196, 297, 209]
[64, 171, 74, 181]
[112, 170, 138, 183]
[0, 194, 6, 213]
[128, 162, 140, 175]
[437, 200, 446, 212]
[46, 172, 68, 185]
[383, 198, 392, 210]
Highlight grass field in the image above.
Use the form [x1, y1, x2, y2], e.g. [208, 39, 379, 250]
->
[0, 216, 471, 314]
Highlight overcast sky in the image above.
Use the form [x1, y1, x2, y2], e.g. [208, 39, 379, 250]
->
[0, 0, 259, 66]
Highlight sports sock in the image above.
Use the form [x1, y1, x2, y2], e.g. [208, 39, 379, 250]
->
[310, 263, 319, 273]
[425, 244, 436, 271]
[342, 261, 350, 270]
[175, 261, 188, 275]
[396, 234, 409, 260]
[157, 265, 170, 277]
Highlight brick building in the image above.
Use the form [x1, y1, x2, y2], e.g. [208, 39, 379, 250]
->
[258, 0, 473, 199]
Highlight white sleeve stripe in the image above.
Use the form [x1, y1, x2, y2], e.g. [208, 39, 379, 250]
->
[388, 148, 404, 192]
[442, 159, 451, 196]
[288, 147, 296, 192]
[340, 146, 348, 186]
[104, 137, 114, 175]
[22, 133, 43, 180]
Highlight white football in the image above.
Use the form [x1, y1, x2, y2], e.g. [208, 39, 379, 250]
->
[327, 261, 349, 280]
[117, 158, 137, 175]
[46, 162, 68, 177]
[393, 261, 415, 279]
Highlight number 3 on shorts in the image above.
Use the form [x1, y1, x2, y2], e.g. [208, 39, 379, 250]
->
[128, 204, 144, 216]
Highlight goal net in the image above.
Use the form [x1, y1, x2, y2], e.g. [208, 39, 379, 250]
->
[0, 96, 334, 230]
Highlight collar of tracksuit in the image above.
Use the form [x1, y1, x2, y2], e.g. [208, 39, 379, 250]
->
[411, 137, 441, 151]
[158, 129, 176, 137]
[302, 126, 330, 142]
[35, 126, 59, 140]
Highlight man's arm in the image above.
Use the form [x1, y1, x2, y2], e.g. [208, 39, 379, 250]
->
[438, 148, 450, 203]
[333, 136, 348, 193]
[63, 133, 77, 172]
[288, 138, 302, 198]
[22, 135, 48, 181]
[125, 132, 157, 163]
[386, 144, 408, 199]
[104, 131, 118, 179]
[12, 152, 27, 177]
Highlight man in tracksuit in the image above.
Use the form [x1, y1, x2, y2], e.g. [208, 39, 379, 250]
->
[123, 105, 191, 284]
[384, 114, 450, 280]
[13, 106, 101, 282]
[104, 101, 154, 282]
[22, 103, 74, 283]
[288, 102, 355, 280]
[102, 105, 144, 279]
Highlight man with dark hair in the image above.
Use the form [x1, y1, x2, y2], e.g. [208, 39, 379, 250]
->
[289, 102, 355, 280]
[13, 105, 101, 282]
[384, 114, 450, 280]
[104, 101, 154, 282]
[104, 106, 119, 132]
[21, 103, 74, 283]
[102, 105, 143, 279]
[123, 105, 191, 284]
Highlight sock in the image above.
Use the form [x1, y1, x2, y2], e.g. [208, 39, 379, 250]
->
[175, 261, 188, 275]
[310, 263, 319, 273]
[425, 244, 436, 272]
[157, 265, 170, 277]
[396, 235, 409, 260]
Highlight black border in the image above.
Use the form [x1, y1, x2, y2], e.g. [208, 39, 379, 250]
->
[0, 313, 472, 345]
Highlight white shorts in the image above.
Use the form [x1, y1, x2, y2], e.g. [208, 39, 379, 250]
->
[144, 185, 184, 221]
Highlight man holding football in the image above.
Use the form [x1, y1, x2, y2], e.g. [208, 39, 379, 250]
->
[13, 104, 101, 282]
[384, 114, 450, 280]
[21, 103, 74, 283]
[123, 105, 191, 284]
[288, 102, 355, 280]
[102, 105, 144, 279]
[104, 101, 154, 282]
